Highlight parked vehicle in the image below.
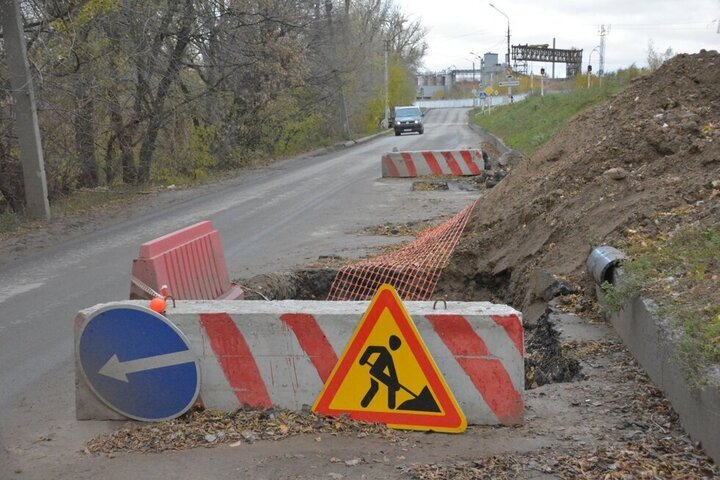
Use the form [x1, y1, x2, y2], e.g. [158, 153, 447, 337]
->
[393, 106, 424, 136]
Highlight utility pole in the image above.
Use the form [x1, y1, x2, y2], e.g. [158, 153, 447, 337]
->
[552, 37, 556, 79]
[530, 70, 534, 95]
[384, 39, 390, 129]
[1, 0, 51, 220]
[506, 21, 511, 68]
[470, 51, 483, 86]
[599, 24, 610, 76]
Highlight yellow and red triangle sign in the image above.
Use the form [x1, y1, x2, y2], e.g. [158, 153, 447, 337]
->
[313, 284, 466, 433]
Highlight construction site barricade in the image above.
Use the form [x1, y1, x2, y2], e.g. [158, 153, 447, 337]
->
[75, 299, 524, 425]
[382, 149, 485, 178]
[129, 221, 243, 300]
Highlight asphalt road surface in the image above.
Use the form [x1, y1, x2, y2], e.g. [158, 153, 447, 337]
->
[0, 108, 484, 478]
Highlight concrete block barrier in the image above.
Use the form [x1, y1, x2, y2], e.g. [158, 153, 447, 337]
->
[76, 300, 523, 424]
[382, 150, 485, 178]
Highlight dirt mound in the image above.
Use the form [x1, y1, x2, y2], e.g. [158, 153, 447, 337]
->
[438, 50, 720, 308]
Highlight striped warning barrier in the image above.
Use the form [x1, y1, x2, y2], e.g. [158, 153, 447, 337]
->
[75, 300, 523, 424]
[382, 149, 485, 178]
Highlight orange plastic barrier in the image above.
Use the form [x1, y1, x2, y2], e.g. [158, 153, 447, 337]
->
[130, 221, 243, 300]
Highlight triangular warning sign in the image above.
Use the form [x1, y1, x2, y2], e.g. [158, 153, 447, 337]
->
[313, 284, 466, 433]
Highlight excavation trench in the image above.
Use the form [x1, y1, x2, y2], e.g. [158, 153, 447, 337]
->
[237, 267, 582, 390]
[233, 154, 583, 391]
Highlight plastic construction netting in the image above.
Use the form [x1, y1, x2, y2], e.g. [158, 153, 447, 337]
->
[327, 199, 478, 301]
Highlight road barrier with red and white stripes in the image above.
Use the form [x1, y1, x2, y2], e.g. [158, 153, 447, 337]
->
[382, 149, 485, 178]
[75, 300, 523, 424]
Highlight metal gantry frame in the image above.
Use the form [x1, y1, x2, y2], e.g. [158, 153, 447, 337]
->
[511, 44, 584, 77]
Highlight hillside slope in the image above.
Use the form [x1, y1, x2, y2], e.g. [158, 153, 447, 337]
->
[439, 50, 720, 308]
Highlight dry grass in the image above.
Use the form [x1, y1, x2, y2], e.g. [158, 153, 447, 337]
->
[601, 223, 720, 386]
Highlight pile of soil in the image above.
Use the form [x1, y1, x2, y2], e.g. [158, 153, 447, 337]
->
[438, 50, 720, 310]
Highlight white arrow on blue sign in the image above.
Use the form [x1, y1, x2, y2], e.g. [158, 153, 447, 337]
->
[77, 304, 200, 421]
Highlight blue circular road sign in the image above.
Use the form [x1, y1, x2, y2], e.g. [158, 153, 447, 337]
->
[77, 304, 200, 421]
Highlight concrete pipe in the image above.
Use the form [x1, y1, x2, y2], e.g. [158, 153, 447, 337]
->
[587, 246, 627, 285]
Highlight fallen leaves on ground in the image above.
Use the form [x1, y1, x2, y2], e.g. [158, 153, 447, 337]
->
[554, 294, 604, 323]
[562, 339, 624, 361]
[409, 345, 719, 479]
[364, 219, 439, 237]
[86, 407, 401, 454]
[406, 438, 718, 480]
[411, 181, 449, 192]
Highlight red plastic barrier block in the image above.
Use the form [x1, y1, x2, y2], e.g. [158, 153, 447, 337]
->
[130, 221, 243, 300]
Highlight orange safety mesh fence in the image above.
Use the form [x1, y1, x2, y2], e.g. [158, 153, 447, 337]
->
[327, 199, 479, 301]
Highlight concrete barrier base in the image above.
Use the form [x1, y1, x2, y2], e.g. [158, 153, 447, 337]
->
[382, 150, 484, 177]
[75, 300, 524, 425]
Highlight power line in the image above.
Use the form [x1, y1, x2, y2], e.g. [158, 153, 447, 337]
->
[612, 23, 711, 31]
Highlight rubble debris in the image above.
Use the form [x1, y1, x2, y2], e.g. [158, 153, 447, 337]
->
[522, 268, 578, 326]
[524, 308, 583, 389]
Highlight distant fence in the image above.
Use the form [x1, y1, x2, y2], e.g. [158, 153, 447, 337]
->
[416, 99, 475, 108]
[416, 93, 528, 109]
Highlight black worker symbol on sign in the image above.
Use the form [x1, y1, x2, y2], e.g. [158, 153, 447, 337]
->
[358, 335, 440, 412]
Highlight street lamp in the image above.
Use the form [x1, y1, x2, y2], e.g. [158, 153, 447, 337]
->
[470, 51, 484, 85]
[465, 57, 477, 82]
[489, 3, 511, 69]
[588, 46, 600, 72]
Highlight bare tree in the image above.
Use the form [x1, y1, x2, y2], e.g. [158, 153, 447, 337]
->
[0, 0, 428, 211]
[647, 39, 674, 71]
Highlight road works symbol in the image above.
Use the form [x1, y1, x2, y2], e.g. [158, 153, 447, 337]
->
[312, 284, 466, 433]
[77, 304, 200, 421]
[359, 334, 440, 412]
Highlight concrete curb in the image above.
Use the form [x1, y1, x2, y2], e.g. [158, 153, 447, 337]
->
[75, 300, 524, 425]
[294, 129, 392, 160]
[596, 278, 720, 463]
[334, 129, 393, 150]
[381, 150, 485, 178]
[354, 128, 394, 145]
[467, 123, 511, 155]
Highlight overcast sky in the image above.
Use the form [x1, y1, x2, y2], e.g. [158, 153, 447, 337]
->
[395, 0, 719, 75]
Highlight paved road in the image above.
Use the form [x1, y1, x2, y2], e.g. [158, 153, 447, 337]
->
[0, 108, 484, 478]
